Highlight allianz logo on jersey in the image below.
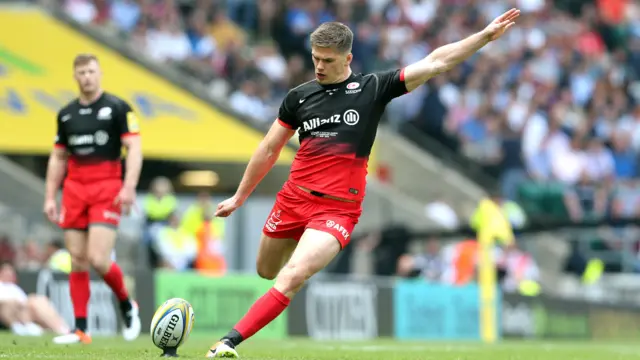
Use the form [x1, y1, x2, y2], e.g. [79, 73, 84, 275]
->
[302, 109, 360, 132]
[68, 131, 110, 146]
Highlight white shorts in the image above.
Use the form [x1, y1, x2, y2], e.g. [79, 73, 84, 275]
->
[0, 282, 27, 303]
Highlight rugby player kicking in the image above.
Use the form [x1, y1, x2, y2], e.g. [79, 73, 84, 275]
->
[43, 54, 143, 344]
[207, 8, 520, 358]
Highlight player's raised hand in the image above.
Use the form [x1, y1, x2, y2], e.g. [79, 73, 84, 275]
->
[43, 199, 58, 223]
[114, 185, 136, 215]
[214, 196, 242, 218]
[484, 8, 520, 41]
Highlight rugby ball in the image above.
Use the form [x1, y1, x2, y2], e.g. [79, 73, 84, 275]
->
[150, 298, 195, 349]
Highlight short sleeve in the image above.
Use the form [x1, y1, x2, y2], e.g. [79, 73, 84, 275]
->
[116, 100, 140, 137]
[276, 91, 299, 130]
[374, 68, 408, 103]
[54, 112, 67, 148]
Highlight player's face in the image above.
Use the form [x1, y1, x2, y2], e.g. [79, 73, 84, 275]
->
[312, 46, 352, 84]
[73, 60, 102, 94]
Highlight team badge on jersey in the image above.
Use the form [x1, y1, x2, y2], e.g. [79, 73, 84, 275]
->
[97, 107, 112, 120]
[345, 82, 362, 94]
[127, 112, 140, 132]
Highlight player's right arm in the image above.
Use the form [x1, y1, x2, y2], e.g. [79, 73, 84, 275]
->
[403, 8, 520, 92]
[44, 113, 68, 221]
[216, 94, 298, 217]
[234, 121, 295, 202]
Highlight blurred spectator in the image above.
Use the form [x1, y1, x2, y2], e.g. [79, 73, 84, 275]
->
[144, 176, 177, 268]
[397, 236, 444, 282]
[495, 242, 540, 294]
[360, 224, 412, 276]
[0, 236, 16, 265]
[563, 168, 609, 222]
[64, 0, 97, 24]
[154, 214, 197, 271]
[229, 79, 273, 122]
[193, 207, 227, 276]
[144, 176, 177, 225]
[423, 198, 459, 230]
[45, 240, 71, 274]
[180, 191, 214, 236]
[0, 263, 69, 336]
[16, 241, 43, 271]
[611, 132, 638, 179]
[145, 14, 191, 63]
[110, 0, 141, 33]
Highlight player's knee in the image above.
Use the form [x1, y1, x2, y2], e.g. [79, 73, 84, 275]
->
[256, 261, 278, 280]
[276, 262, 311, 293]
[88, 252, 110, 274]
[257, 268, 278, 280]
[70, 255, 89, 271]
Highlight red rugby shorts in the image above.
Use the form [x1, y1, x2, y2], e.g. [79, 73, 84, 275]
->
[59, 179, 122, 230]
[262, 181, 362, 248]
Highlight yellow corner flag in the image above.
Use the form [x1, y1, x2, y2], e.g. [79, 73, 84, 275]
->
[473, 198, 515, 344]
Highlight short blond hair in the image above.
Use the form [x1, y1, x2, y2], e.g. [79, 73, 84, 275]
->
[310, 22, 353, 54]
[73, 53, 99, 68]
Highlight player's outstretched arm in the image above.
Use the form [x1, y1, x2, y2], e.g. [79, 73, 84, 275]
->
[403, 8, 520, 92]
[234, 121, 296, 204]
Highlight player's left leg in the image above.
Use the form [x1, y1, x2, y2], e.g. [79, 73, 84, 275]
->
[86, 179, 141, 341]
[207, 228, 343, 358]
[86, 225, 141, 341]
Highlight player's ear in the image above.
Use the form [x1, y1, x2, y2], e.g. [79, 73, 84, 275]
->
[346, 53, 353, 66]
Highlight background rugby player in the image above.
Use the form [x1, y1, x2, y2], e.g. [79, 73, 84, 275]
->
[207, 8, 520, 358]
[43, 54, 143, 345]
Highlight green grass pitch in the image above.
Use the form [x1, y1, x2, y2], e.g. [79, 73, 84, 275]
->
[1, 333, 640, 359]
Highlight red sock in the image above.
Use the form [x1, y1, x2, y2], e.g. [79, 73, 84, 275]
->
[234, 288, 290, 341]
[69, 271, 90, 318]
[102, 262, 129, 301]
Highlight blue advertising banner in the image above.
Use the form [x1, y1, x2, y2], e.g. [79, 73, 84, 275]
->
[394, 281, 500, 340]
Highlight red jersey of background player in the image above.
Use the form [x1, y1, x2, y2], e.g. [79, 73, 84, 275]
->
[277, 69, 407, 202]
[55, 92, 139, 183]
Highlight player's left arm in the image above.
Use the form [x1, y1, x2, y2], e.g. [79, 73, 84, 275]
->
[403, 8, 520, 92]
[117, 101, 142, 190]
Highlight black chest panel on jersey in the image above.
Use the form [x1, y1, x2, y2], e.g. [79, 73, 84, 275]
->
[58, 93, 126, 160]
[278, 69, 406, 158]
[297, 74, 380, 137]
[291, 73, 389, 157]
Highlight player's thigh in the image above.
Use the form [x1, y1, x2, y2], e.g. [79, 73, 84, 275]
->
[86, 179, 121, 268]
[274, 228, 342, 296]
[306, 214, 357, 249]
[87, 179, 122, 230]
[87, 225, 117, 270]
[64, 230, 89, 269]
[256, 233, 298, 280]
[60, 181, 89, 231]
[259, 195, 306, 279]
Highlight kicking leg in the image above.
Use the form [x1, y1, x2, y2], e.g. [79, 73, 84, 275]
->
[87, 225, 141, 341]
[53, 230, 92, 344]
[207, 228, 341, 358]
[255, 234, 298, 280]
